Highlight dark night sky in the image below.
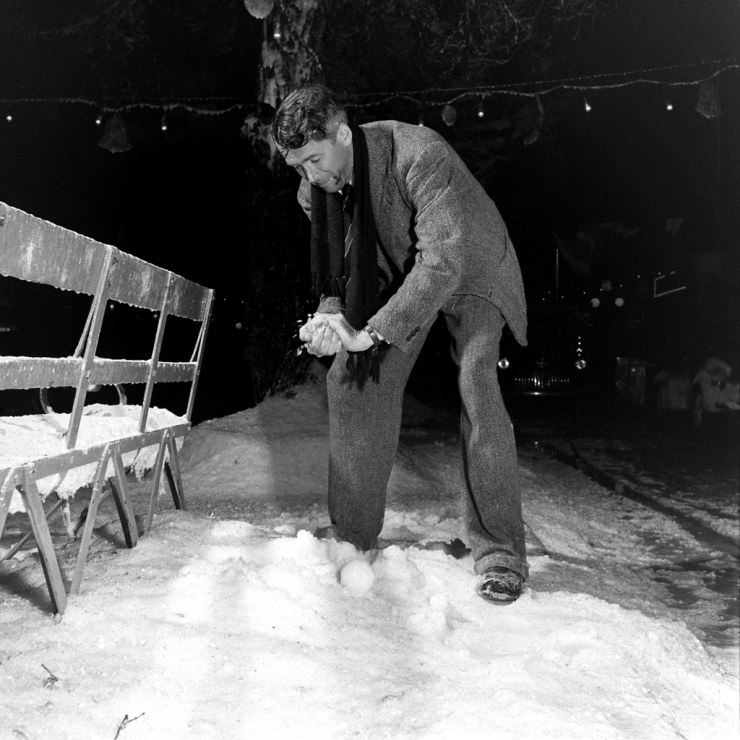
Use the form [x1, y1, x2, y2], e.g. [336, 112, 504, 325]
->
[0, 1, 738, 413]
[0, 1, 263, 295]
[0, 3, 737, 287]
[1, 4, 738, 273]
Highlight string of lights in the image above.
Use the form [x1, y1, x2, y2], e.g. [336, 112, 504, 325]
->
[0, 96, 249, 117]
[1, 58, 736, 119]
[345, 59, 738, 107]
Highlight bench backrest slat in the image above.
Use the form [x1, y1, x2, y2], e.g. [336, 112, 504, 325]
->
[108, 252, 209, 321]
[0, 204, 108, 296]
[0, 202, 210, 322]
[0, 358, 199, 390]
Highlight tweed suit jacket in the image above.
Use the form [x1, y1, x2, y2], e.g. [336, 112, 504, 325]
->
[297, 120, 528, 351]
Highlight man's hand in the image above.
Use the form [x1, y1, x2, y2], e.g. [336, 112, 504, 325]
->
[299, 314, 343, 357]
[320, 314, 375, 352]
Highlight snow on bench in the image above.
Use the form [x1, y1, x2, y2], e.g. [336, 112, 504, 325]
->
[1, 404, 186, 511]
[0, 201, 214, 615]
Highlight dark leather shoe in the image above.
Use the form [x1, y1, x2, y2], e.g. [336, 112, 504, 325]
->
[477, 567, 523, 604]
[314, 525, 339, 541]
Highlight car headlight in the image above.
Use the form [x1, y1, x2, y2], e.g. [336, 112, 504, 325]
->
[498, 357, 510, 370]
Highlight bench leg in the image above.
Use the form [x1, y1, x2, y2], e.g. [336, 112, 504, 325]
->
[165, 434, 186, 510]
[19, 469, 67, 615]
[109, 446, 139, 549]
[164, 463, 183, 510]
[1, 496, 66, 564]
[0, 471, 14, 544]
[145, 429, 171, 532]
[70, 448, 114, 596]
[145, 431, 186, 532]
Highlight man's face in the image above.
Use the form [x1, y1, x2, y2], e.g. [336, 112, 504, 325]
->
[282, 123, 353, 193]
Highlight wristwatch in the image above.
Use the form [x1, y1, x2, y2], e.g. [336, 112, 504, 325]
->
[364, 325, 385, 347]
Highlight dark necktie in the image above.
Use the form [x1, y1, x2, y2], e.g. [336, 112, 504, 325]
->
[342, 184, 354, 240]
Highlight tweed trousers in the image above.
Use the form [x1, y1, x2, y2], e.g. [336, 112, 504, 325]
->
[326, 294, 528, 580]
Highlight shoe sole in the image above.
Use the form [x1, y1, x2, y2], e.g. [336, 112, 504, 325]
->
[476, 589, 521, 605]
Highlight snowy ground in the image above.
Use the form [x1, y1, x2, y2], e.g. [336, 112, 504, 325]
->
[1, 367, 738, 740]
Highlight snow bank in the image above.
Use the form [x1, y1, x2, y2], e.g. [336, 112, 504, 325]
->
[2, 515, 736, 739]
[1, 379, 737, 739]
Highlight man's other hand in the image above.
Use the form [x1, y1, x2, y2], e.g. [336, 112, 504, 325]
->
[321, 314, 375, 352]
[299, 314, 343, 356]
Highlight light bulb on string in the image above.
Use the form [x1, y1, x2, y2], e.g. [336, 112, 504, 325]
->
[441, 104, 457, 126]
[160, 114, 168, 132]
[584, 98, 592, 113]
[660, 85, 674, 112]
[5, 112, 12, 123]
[98, 113, 131, 153]
[477, 102, 485, 118]
[95, 111, 104, 126]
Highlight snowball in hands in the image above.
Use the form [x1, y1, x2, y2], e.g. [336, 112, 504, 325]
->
[340, 559, 376, 595]
[299, 315, 342, 356]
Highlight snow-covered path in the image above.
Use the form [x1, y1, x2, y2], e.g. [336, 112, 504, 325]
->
[1, 375, 738, 739]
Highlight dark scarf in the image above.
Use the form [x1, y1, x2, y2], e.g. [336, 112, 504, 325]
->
[310, 125, 383, 384]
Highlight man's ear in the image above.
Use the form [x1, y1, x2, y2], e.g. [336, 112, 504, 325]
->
[337, 122, 352, 145]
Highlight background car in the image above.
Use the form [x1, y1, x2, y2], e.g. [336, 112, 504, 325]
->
[497, 304, 591, 397]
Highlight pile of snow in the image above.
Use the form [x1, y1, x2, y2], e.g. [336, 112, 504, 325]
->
[0, 379, 737, 739]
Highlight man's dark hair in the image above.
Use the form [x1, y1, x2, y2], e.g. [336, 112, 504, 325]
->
[271, 85, 348, 150]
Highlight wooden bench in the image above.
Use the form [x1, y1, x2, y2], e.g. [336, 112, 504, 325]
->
[0, 201, 214, 615]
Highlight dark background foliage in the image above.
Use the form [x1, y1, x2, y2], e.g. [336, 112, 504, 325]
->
[1, 0, 738, 416]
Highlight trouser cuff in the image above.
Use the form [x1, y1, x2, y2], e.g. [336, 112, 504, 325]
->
[475, 551, 529, 581]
